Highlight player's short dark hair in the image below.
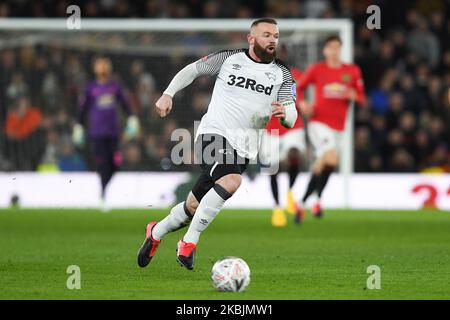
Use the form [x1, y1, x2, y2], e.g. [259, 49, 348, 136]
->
[251, 18, 278, 28]
[323, 35, 342, 47]
[92, 55, 111, 68]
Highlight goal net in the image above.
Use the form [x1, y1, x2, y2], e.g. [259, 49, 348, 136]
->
[0, 18, 353, 205]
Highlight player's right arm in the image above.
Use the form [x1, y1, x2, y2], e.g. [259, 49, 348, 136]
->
[155, 63, 198, 117]
[72, 85, 91, 146]
[155, 50, 238, 118]
[296, 64, 317, 117]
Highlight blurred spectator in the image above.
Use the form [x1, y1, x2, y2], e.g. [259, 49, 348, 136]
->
[1, 50, 16, 96]
[142, 134, 162, 168]
[38, 129, 60, 172]
[412, 129, 434, 170]
[0, 2, 10, 17]
[304, 0, 330, 17]
[378, 41, 397, 74]
[6, 73, 29, 105]
[202, 0, 221, 18]
[284, 0, 303, 18]
[389, 28, 408, 62]
[369, 76, 392, 114]
[58, 139, 87, 172]
[385, 92, 405, 128]
[388, 148, 416, 172]
[368, 155, 383, 172]
[41, 71, 61, 113]
[426, 75, 443, 115]
[422, 144, 450, 173]
[399, 74, 426, 114]
[121, 142, 146, 171]
[398, 112, 416, 152]
[130, 59, 156, 114]
[383, 129, 404, 156]
[5, 97, 42, 140]
[407, 17, 440, 69]
[354, 127, 374, 172]
[4, 97, 44, 170]
[236, 5, 253, 18]
[369, 114, 386, 150]
[428, 116, 445, 142]
[429, 11, 447, 50]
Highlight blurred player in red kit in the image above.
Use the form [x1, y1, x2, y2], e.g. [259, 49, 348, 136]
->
[260, 67, 306, 227]
[297, 35, 366, 218]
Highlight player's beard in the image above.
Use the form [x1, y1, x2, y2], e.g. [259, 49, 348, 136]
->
[253, 39, 277, 63]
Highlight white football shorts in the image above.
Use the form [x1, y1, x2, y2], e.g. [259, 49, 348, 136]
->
[307, 121, 342, 159]
[259, 128, 306, 166]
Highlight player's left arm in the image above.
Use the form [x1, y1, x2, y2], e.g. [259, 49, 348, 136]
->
[349, 65, 367, 107]
[273, 67, 297, 128]
[116, 84, 140, 139]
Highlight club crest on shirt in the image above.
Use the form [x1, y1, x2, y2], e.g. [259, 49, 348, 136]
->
[323, 82, 347, 99]
[341, 73, 351, 82]
[265, 72, 276, 81]
[97, 94, 114, 107]
[291, 82, 297, 99]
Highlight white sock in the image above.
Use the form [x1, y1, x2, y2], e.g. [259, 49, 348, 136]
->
[152, 202, 192, 241]
[183, 185, 231, 244]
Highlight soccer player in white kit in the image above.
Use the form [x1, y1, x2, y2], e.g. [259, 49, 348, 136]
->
[137, 18, 298, 270]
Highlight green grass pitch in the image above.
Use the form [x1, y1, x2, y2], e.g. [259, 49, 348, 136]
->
[1, 208, 450, 300]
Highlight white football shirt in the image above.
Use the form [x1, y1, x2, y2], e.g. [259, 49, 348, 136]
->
[194, 49, 296, 159]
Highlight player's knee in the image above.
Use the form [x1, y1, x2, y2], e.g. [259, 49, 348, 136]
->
[324, 150, 338, 168]
[287, 148, 301, 166]
[185, 192, 199, 215]
[216, 174, 242, 195]
[313, 158, 323, 174]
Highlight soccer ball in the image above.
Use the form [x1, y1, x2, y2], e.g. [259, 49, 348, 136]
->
[211, 256, 250, 292]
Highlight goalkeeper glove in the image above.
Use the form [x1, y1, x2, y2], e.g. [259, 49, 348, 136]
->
[72, 123, 85, 147]
[125, 115, 140, 140]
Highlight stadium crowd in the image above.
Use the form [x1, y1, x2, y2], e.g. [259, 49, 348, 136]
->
[0, 0, 449, 173]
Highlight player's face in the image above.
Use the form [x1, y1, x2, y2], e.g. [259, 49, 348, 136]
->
[249, 23, 279, 62]
[323, 40, 342, 63]
[94, 59, 112, 78]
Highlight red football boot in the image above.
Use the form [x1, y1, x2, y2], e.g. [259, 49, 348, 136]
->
[176, 240, 196, 270]
[294, 202, 305, 224]
[312, 202, 323, 218]
[137, 222, 161, 268]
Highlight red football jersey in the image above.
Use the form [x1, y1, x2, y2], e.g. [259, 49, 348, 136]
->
[266, 67, 304, 136]
[297, 62, 366, 131]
